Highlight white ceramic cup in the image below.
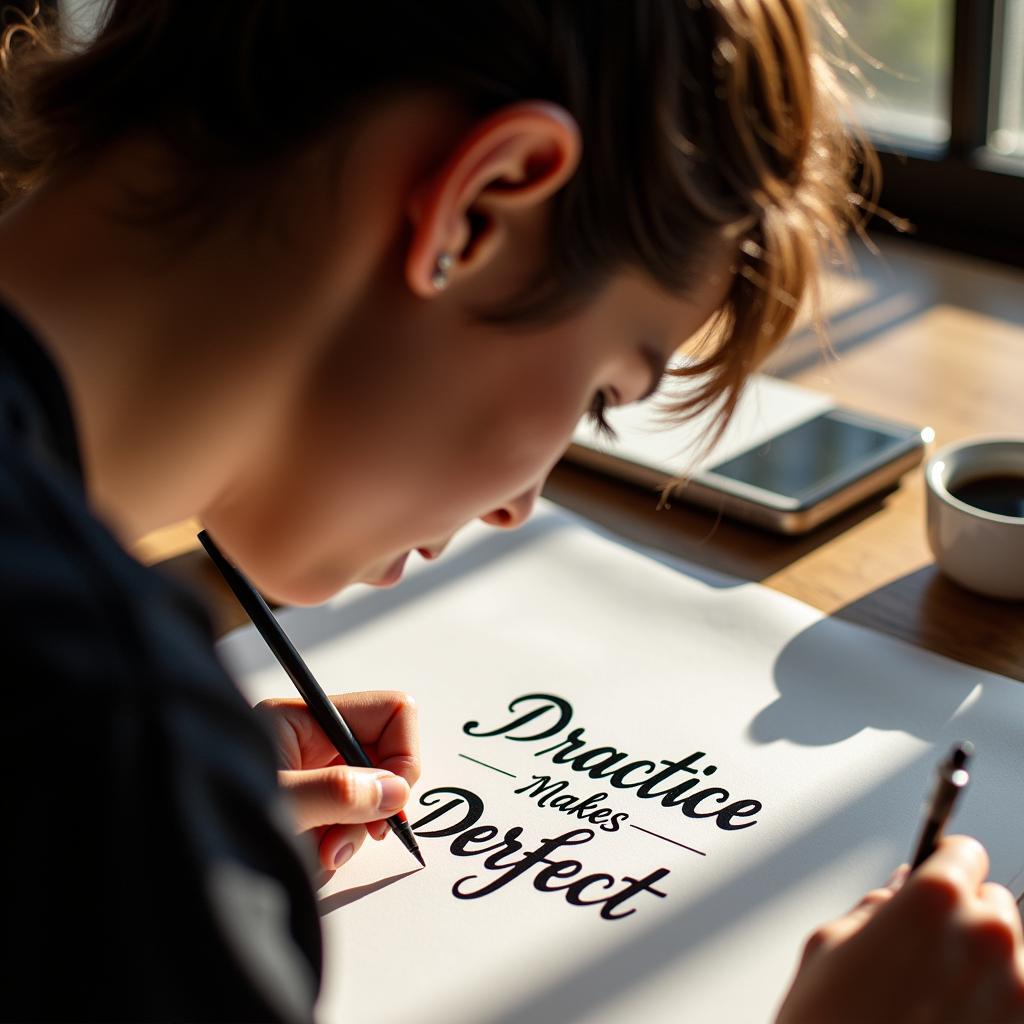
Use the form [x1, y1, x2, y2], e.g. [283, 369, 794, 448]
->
[925, 437, 1024, 601]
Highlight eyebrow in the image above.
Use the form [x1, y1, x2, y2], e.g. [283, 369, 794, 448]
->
[637, 343, 670, 402]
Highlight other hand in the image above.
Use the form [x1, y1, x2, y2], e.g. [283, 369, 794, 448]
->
[256, 690, 419, 873]
[776, 836, 1024, 1023]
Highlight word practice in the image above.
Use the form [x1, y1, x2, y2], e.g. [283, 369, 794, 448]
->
[465, 693, 764, 831]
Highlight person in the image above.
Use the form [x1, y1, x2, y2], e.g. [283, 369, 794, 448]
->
[0, 1, 1021, 1021]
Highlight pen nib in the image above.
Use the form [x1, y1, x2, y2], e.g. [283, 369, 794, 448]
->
[391, 818, 426, 868]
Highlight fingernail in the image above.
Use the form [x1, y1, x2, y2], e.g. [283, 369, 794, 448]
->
[333, 842, 354, 870]
[378, 775, 408, 813]
[886, 864, 909, 889]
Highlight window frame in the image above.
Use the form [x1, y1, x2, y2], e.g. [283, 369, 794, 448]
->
[870, 0, 1024, 266]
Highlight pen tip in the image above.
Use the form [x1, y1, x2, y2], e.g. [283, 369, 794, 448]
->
[390, 817, 425, 866]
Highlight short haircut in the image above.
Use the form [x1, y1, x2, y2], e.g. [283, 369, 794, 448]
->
[0, 1, 869, 437]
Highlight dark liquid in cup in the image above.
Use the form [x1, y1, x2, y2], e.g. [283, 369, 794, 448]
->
[950, 474, 1024, 518]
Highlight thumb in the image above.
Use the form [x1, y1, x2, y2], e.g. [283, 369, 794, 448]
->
[279, 766, 410, 831]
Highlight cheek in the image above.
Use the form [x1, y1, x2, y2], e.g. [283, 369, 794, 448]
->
[440, 372, 583, 504]
[201, 403, 402, 603]
[201, 331, 591, 600]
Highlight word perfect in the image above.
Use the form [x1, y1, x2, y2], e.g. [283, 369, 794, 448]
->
[411, 786, 669, 921]
[465, 692, 763, 831]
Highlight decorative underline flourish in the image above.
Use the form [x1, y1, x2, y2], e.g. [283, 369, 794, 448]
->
[629, 823, 706, 856]
[459, 753, 517, 778]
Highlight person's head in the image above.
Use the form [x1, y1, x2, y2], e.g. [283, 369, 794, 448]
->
[0, 1, 864, 602]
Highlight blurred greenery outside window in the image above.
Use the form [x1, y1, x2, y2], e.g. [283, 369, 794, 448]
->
[837, 0, 1024, 164]
[833, 0, 955, 150]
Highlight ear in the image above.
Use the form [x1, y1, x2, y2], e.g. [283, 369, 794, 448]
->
[404, 101, 581, 299]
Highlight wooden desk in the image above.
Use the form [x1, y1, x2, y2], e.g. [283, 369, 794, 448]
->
[141, 236, 1024, 681]
[548, 237, 1024, 683]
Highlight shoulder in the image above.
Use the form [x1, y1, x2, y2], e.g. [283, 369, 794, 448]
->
[0, 431, 281, 781]
[0, 436, 222, 696]
[0, 439, 323, 1021]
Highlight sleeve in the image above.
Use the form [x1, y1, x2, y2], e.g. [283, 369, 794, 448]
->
[0, 459, 322, 1023]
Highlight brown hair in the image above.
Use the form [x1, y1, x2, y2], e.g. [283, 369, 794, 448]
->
[0, 1, 869, 442]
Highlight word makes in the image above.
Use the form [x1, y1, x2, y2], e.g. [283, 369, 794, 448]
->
[514, 774, 629, 832]
[465, 692, 762, 831]
[412, 786, 668, 921]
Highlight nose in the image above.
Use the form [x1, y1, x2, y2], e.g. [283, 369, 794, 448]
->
[480, 482, 542, 530]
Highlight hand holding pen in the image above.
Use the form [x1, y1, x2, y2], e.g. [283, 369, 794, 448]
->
[200, 531, 425, 872]
[256, 690, 421, 871]
[777, 743, 1024, 1023]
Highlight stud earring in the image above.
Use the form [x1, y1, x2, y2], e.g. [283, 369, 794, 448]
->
[431, 251, 454, 291]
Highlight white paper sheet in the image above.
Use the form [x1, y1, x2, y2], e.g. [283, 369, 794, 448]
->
[219, 502, 1024, 1024]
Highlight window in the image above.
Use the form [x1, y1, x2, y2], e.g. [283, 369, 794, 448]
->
[837, 0, 956, 150]
[989, 0, 1024, 158]
[838, 0, 1024, 265]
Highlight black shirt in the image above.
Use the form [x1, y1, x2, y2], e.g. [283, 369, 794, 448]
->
[0, 305, 322, 1022]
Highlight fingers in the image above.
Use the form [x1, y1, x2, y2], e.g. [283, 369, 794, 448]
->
[365, 819, 391, 842]
[863, 836, 989, 943]
[885, 863, 910, 893]
[804, 895, 891, 958]
[257, 691, 420, 782]
[789, 840, 1024, 1024]
[318, 824, 369, 873]
[944, 882, 1024, 1021]
[279, 765, 410, 831]
[910, 834, 990, 901]
[889, 837, 1024, 1016]
[944, 878, 1024, 971]
[846, 863, 909, 917]
[803, 863, 911, 961]
[979, 882, 1024, 929]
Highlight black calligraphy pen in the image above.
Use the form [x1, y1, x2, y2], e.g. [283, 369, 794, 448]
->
[198, 530, 425, 868]
[909, 741, 973, 870]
